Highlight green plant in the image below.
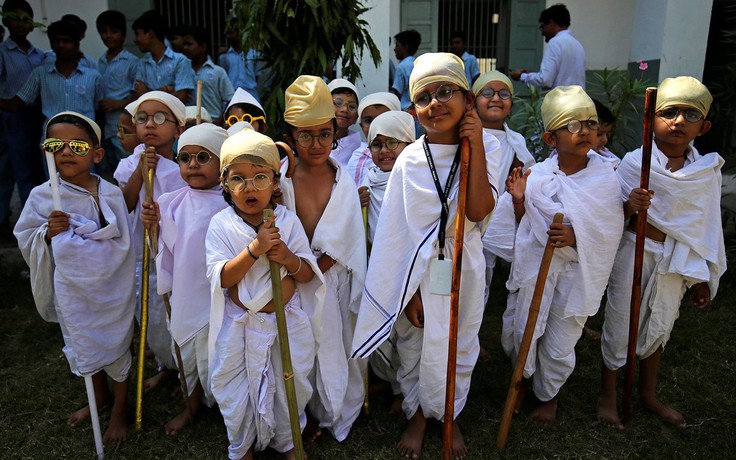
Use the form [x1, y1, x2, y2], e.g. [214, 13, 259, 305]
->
[232, 0, 381, 129]
[509, 86, 549, 160]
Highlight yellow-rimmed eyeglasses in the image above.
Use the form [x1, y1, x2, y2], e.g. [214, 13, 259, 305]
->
[42, 138, 92, 156]
[225, 173, 272, 193]
[225, 113, 266, 127]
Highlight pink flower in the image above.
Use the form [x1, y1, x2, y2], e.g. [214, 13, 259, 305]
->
[638, 60, 649, 71]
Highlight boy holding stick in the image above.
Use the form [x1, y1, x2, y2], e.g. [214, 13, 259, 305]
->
[352, 53, 500, 459]
[502, 86, 624, 423]
[14, 112, 135, 445]
[598, 76, 726, 429]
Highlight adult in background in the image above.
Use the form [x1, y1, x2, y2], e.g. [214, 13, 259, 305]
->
[510, 3, 585, 89]
[450, 30, 480, 86]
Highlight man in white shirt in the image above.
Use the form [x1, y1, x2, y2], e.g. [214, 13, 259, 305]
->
[510, 4, 586, 89]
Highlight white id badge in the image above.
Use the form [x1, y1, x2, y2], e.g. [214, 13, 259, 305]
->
[429, 258, 453, 296]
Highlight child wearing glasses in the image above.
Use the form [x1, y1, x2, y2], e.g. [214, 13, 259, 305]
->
[114, 91, 187, 391]
[327, 79, 362, 168]
[598, 76, 726, 430]
[348, 92, 401, 186]
[279, 75, 367, 443]
[352, 53, 500, 459]
[205, 128, 318, 460]
[223, 87, 267, 134]
[14, 111, 135, 446]
[502, 85, 624, 423]
[140, 123, 228, 435]
[473, 71, 536, 306]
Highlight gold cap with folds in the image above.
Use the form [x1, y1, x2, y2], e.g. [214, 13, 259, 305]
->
[656, 76, 712, 117]
[541, 85, 597, 132]
[472, 70, 514, 96]
[283, 75, 335, 128]
[219, 128, 281, 174]
[409, 52, 469, 102]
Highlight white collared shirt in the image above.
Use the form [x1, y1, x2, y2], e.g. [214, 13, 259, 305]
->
[521, 30, 586, 89]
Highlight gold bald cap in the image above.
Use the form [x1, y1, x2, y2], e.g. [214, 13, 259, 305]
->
[656, 76, 712, 117]
[219, 128, 281, 174]
[284, 75, 335, 128]
[541, 85, 597, 132]
[472, 70, 514, 96]
[409, 52, 469, 102]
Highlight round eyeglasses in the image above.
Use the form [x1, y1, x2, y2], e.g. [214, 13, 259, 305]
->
[562, 119, 599, 134]
[134, 111, 178, 126]
[657, 108, 703, 123]
[178, 151, 214, 165]
[296, 131, 334, 148]
[478, 87, 512, 100]
[333, 97, 358, 113]
[225, 173, 272, 193]
[369, 138, 408, 153]
[42, 138, 92, 156]
[412, 85, 461, 109]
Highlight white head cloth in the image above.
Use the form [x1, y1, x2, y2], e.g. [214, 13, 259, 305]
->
[225, 87, 265, 117]
[358, 92, 401, 121]
[185, 106, 212, 123]
[45, 111, 102, 145]
[128, 90, 187, 126]
[368, 111, 416, 144]
[178, 123, 228, 158]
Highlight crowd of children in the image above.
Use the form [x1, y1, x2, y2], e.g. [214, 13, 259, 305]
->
[4, 2, 727, 459]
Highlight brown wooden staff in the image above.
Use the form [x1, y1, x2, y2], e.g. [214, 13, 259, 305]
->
[496, 213, 564, 451]
[442, 137, 470, 460]
[196, 80, 203, 125]
[622, 87, 658, 424]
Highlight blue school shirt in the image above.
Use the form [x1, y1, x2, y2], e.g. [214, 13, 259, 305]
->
[98, 49, 138, 141]
[43, 50, 99, 72]
[391, 55, 415, 110]
[193, 58, 234, 119]
[136, 47, 195, 93]
[461, 51, 480, 84]
[217, 46, 259, 101]
[17, 62, 103, 126]
[0, 38, 45, 99]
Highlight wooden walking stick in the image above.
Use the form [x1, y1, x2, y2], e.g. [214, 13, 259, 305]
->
[46, 151, 105, 459]
[140, 155, 190, 405]
[196, 80, 203, 125]
[442, 137, 470, 460]
[622, 87, 658, 424]
[361, 205, 370, 416]
[496, 213, 565, 451]
[263, 208, 305, 460]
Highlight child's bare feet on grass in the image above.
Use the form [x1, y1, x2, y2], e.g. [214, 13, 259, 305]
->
[303, 414, 322, 444]
[144, 368, 176, 392]
[165, 409, 193, 436]
[596, 392, 624, 430]
[283, 448, 307, 460]
[583, 326, 601, 341]
[452, 421, 468, 459]
[640, 395, 686, 428]
[389, 394, 404, 417]
[396, 410, 426, 459]
[67, 398, 111, 427]
[530, 397, 558, 423]
[477, 345, 491, 363]
[103, 405, 127, 446]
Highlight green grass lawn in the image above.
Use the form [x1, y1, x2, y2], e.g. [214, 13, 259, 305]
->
[1, 248, 734, 459]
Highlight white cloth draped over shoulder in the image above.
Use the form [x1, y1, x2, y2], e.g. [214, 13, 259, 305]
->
[15, 177, 136, 376]
[330, 130, 363, 168]
[616, 144, 726, 294]
[156, 186, 227, 346]
[507, 152, 624, 317]
[362, 166, 391, 244]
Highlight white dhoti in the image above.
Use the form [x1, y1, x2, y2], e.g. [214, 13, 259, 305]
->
[176, 326, 213, 405]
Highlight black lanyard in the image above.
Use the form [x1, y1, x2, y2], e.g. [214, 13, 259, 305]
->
[423, 136, 461, 260]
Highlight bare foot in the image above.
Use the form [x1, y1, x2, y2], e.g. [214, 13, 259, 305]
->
[144, 368, 176, 392]
[165, 409, 193, 436]
[452, 421, 468, 459]
[583, 326, 602, 341]
[303, 414, 322, 444]
[640, 395, 686, 428]
[283, 447, 308, 460]
[513, 378, 529, 414]
[237, 448, 254, 460]
[530, 397, 558, 423]
[389, 394, 404, 417]
[103, 405, 127, 446]
[596, 392, 624, 430]
[396, 411, 426, 459]
[67, 398, 110, 428]
[477, 346, 491, 363]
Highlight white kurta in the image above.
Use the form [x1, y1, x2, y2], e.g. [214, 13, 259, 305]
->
[502, 152, 624, 401]
[206, 205, 319, 457]
[280, 157, 368, 441]
[330, 130, 362, 168]
[362, 166, 390, 244]
[15, 176, 136, 378]
[156, 185, 227, 401]
[352, 135, 502, 421]
[601, 144, 726, 369]
[114, 144, 187, 370]
[347, 142, 370, 186]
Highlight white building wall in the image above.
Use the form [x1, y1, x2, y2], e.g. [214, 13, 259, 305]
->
[629, 0, 667, 62]
[350, 0, 396, 97]
[26, 0, 109, 62]
[658, 0, 712, 80]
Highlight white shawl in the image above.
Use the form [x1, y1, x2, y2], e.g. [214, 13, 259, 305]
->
[617, 144, 726, 294]
[156, 186, 227, 345]
[363, 166, 391, 244]
[484, 123, 535, 193]
[330, 130, 363, 168]
[14, 177, 136, 375]
[507, 152, 624, 317]
[352, 134, 502, 358]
